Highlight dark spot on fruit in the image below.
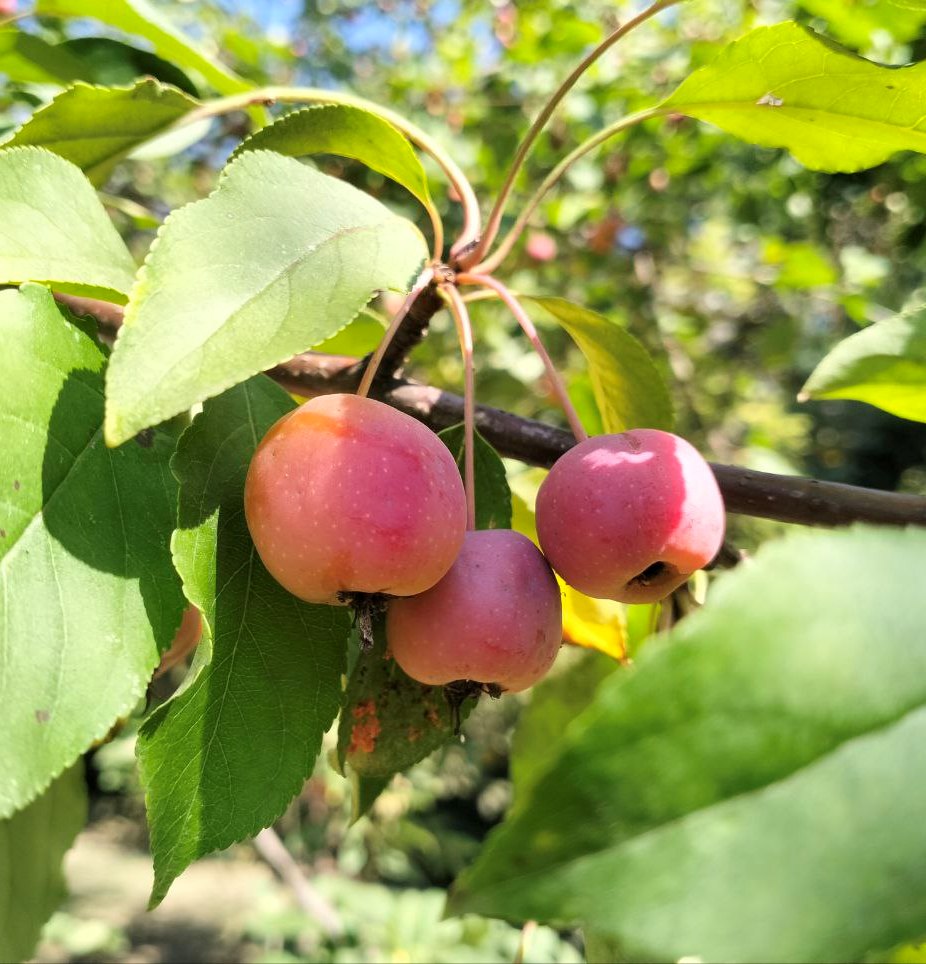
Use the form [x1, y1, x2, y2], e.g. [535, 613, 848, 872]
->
[632, 561, 669, 585]
[13, 479, 20, 490]
[35, 709, 49, 724]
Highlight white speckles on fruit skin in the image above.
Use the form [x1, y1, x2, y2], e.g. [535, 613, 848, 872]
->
[536, 429, 725, 603]
[244, 394, 467, 604]
[386, 529, 563, 692]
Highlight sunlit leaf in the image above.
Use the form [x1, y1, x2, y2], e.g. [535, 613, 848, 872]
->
[0, 148, 137, 301]
[235, 104, 432, 208]
[0, 285, 183, 819]
[2, 80, 199, 185]
[104, 150, 428, 446]
[526, 296, 673, 433]
[663, 22, 926, 173]
[800, 306, 926, 422]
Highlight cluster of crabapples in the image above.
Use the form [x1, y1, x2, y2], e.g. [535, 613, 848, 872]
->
[243, 392, 725, 693]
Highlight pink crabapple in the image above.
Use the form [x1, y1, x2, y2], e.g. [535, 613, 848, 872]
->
[244, 393, 467, 605]
[386, 529, 563, 693]
[536, 428, 725, 604]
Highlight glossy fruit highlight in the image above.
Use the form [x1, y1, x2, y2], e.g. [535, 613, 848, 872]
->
[387, 529, 563, 692]
[245, 393, 467, 604]
[536, 429, 725, 603]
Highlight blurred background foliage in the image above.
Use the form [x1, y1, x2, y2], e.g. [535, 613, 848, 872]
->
[4, 0, 926, 960]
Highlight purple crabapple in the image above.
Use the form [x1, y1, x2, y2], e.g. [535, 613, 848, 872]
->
[536, 429, 725, 604]
[387, 529, 563, 692]
[244, 393, 467, 605]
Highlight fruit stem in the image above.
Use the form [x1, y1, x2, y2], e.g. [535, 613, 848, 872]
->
[460, 0, 681, 270]
[182, 86, 479, 261]
[357, 266, 435, 398]
[440, 284, 478, 530]
[457, 274, 588, 443]
[472, 107, 667, 274]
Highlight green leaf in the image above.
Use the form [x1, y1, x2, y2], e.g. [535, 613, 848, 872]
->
[234, 104, 432, 208]
[451, 526, 926, 963]
[800, 307, 926, 422]
[801, 0, 926, 47]
[0, 147, 137, 301]
[35, 0, 250, 95]
[311, 308, 385, 357]
[104, 150, 428, 446]
[525, 296, 673, 433]
[438, 425, 512, 530]
[509, 650, 618, 806]
[0, 28, 87, 85]
[0, 765, 87, 962]
[0, 285, 184, 819]
[2, 80, 200, 185]
[137, 376, 350, 907]
[663, 21, 926, 173]
[337, 616, 476, 781]
[58, 37, 199, 94]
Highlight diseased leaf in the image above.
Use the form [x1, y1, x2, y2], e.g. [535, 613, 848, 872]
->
[35, 0, 250, 95]
[104, 150, 428, 446]
[800, 306, 926, 422]
[3, 80, 199, 185]
[337, 617, 475, 781]
[0, 285, 184, 819]
[663, 21, 926, 173]
[0, 148, 137, 301]
[438, 425, 512, 530]
[234, 104, 432, 208]
[137, 376, 350, 907]
[526, 296, 673, 433]
[0, 765, 87, 962]
[451, 527, 926, 964]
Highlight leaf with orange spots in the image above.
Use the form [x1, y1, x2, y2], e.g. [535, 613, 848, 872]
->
[337, 617, 477, 812]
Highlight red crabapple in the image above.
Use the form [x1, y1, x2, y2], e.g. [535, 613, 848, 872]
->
[536, 429, 725, 603]
[244, 394, 467, 604]
[526, 231, 558, 262]
[386, 529, 563, 692]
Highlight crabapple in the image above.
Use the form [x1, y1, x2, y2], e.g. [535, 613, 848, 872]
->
[536, 429, 725, 604]
[526, 231, 558, 262]
[244, 393, 467, 604]
[386, 529, 563, 692]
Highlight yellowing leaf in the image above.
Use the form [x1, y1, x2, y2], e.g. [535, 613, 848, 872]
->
[561, 585, 627, 662]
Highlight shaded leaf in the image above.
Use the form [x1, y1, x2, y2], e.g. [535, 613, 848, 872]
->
[0, 147, 137, 301]
[235, 104, 432, 208]
[138, 376, 350, 907]
[104, 150, 428, 445]
[451, 526, 926, 964]
[58, 36, 199, 94]
[0, 765, 87, 962]
[3, 80, 199, 185]
[800, 307, 926, 422]
[35, 0, 250, 95]
[438, 424, 512, 530]
[0, 285, 184, 819]
[509, 650, 618, 806]
[663, 21, 926, 173]
[526, 296, 673, 433]
[0, 28, 86, 85]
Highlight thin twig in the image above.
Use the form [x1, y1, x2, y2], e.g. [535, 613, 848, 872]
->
[253, 828, 343, 938]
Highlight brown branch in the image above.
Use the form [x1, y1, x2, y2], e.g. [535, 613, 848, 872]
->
[55, 292, 926, 530]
